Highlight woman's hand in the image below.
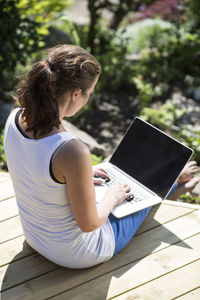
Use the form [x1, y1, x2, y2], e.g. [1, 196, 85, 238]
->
[104, 183, 133, 206]
[93, 167, 110, 185]
[96, 182, 133, 222]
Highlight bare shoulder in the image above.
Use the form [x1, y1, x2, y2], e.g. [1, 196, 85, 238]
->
[60, 139, 90, 160]
[52, 139, 91, 183]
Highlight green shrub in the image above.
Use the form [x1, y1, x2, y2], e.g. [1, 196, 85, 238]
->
[140, 100, 200, 162]
[91, 154, 103, 166]
[94, 26, 131, 92]
[132, 76, 169, 108]
[140, 100, 185, 129]
[0, 130, 7, 171]
[179, 193, 198, 204]
[120, 19, 175, 54]
[174, 126, 200, 162]
[50, 17, 83, 47]
[0, 0, 72, 101]
[119, 17, 200, 106]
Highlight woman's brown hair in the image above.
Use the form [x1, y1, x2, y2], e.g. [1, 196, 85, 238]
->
[16, 44, 101, 138]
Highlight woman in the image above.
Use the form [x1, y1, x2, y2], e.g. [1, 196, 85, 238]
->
[4, 45, 199, 268]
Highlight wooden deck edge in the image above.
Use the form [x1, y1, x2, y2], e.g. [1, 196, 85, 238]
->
[163, 199, 200, 210]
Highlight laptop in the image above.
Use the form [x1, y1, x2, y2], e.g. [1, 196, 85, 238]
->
[95, 117, 193, 218]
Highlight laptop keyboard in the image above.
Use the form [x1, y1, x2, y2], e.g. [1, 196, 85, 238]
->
[102, 167, 151, 203]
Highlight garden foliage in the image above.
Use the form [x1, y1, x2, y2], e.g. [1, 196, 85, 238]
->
[0, 0, 71, 101]
[0, 130, 6, 171]
[140, 102, 200, 204]
[1, 0, 200, 206]
[140, 101, 200, 163]
[51, 0, 200, 107]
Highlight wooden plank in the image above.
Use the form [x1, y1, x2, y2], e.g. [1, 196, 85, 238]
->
[1, 213, 200, 300]
[0, 200, 194, 272]
[0, 199, 198, 263]
[47, 235, 200, 300]
[0, 172, 10, 183]
[175, 287, 200, 300]
[0, 236, 34, 267]
[112, 260, 200, 300]
[0, 180, 15, 201]
[0, 216, 23, 244]
[117, 211, 200, 265]
[0, 197, 18, 222]
[137, 202, 195, 235]
[0, 202, 198, 269]
[0, 254, 59, 293]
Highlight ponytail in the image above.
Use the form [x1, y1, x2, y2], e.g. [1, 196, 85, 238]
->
[15, 44, 101, 138]
[16, 61, 60, 138]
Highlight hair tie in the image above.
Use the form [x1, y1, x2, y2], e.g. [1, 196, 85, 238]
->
[46, 59, 55, 71]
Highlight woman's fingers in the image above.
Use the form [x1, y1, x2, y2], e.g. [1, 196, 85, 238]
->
[122, 183, 131, 192]
[121, 183, 133, 199]
[93, 168, 110, 181]
[93, 177, 106, 185]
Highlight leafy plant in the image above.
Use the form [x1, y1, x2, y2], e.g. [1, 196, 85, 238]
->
[86, 0, 156, 53]
[0, 0, 72, 101]
[133, 76, 155, 108]
[179, 192, 200, 204]
[140, 100, 185, 129]
[120, 19, 175, 54]
[142, 102, 200, 161]
[120, 13, 200, 105]
[93, 27, 131, 92]
[140, 100, 200, 161]
[0, 130, 7, 171]
[91, 154, 103, 166]
[174, 126, 200, 162]
[187, 0, 200, 29]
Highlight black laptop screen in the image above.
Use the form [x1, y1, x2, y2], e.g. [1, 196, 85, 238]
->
[110, 117, 193, 198]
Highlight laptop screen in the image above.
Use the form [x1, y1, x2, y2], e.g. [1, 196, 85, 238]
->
[110, 117, 193, 199]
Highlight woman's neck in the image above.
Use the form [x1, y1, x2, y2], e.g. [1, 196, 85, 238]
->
[19, 112, 66, 140]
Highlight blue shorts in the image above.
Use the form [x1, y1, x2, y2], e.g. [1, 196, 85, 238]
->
[109, 181, 178, 255]
[109, 206, 151, 255]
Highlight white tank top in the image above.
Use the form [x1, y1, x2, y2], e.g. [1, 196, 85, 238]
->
[4, 108, 115, 268]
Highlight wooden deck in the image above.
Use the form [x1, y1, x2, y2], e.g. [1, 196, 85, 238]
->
[1, 172, 200, 300]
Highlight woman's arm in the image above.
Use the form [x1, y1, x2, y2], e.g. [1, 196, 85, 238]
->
[52, 139, 132, 232]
